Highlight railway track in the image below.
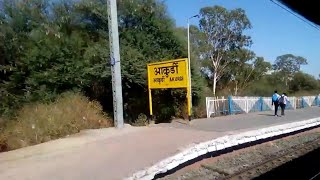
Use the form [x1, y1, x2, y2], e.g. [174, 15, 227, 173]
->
[225, 138, 320, 180]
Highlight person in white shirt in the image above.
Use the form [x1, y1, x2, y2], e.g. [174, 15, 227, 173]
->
[279, 93, 288, 116]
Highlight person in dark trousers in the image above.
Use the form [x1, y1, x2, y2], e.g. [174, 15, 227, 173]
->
[272, 90, 280, 116]
[279, 93, 288, 116]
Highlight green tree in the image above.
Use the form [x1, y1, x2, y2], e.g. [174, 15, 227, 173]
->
[273, 54, 308, 86]
[0, 0, 205, 122]
[0, 0, 53, 115]
[173, 26, 206, 103]
[198, 6, 252, 95]
[289, 72, 319, 93]
[229, 51, 271, 95]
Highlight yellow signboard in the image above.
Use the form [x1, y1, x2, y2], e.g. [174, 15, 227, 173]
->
[147, 59, 188, 89]
[147, 58, 191, 120]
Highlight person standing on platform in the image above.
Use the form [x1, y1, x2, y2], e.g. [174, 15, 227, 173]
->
[279, 93, 288, 116]
[272, 90, 280, 116]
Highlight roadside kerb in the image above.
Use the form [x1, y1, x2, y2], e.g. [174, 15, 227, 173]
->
[127, 117, 320, 180]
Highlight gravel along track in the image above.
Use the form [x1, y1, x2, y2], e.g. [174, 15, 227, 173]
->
[159, 127, 320, 180]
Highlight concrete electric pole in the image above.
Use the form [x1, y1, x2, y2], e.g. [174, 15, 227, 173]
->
[187, 14, 199, 113]
[107, 0, 124, 128]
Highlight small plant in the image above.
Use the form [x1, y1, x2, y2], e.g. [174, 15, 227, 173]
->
[193, 106, 207, 118]
[132, 113, 148, 127]
[174, 102, 189, 120]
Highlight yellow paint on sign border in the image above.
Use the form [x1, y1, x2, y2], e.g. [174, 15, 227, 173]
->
[147, 58, 188, 89]
[147, 58, 191, 119]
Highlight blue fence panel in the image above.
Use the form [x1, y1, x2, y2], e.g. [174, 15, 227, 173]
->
[228, 96, 233, 115]
[301, 97, 306, 108]
[207, 94, 319, 118]
[248, 100, 262, 113]
[262, 104, 272, 111]
[261, 97, 273, 111]
[230, 100, 246, 114]
[286, 100, 295, 110]
[312, 98, 317, 106]
[259, 97, 264, 111]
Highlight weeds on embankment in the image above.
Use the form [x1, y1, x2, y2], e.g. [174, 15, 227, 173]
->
[0, 92, 112, 152]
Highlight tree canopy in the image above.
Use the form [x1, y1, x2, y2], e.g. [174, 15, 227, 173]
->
[0, 0, 191, 120]
[198, 5, 252, 95]
[0, 1, 318, 122]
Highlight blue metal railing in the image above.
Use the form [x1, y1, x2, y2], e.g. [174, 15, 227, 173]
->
[227, 96, 319, 115]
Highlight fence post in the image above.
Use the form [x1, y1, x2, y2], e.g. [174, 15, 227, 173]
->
[206, 97, 209, 118]
[245, 97, 249, 113]
[228, 96, 233, 115]
[222, 96, 226, 114]
[259, 97, 263, 111]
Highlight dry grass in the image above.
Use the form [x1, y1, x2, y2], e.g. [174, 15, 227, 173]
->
[0, 92, 112, 152]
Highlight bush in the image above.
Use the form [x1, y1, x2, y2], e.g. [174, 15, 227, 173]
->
[193, 105, 207, 119]
[0, 92, 112, 152]
[132, 113, 148, 127]
[174, 102, 189, 120]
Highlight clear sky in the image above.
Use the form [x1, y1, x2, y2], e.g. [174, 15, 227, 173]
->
[165, 0, 320, 78]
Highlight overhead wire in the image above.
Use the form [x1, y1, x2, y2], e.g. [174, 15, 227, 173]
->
[309, 171, 320, 180]
[270, 0, 320, 32]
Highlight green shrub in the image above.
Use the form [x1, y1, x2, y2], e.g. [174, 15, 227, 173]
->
[0, 92, 112, 152]
[174, 102, 188, 120]
[193, 106, 207, 119]
[132, 113, 148, 127]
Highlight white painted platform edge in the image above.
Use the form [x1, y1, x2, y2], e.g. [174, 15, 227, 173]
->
[126, 117, 320, 180]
